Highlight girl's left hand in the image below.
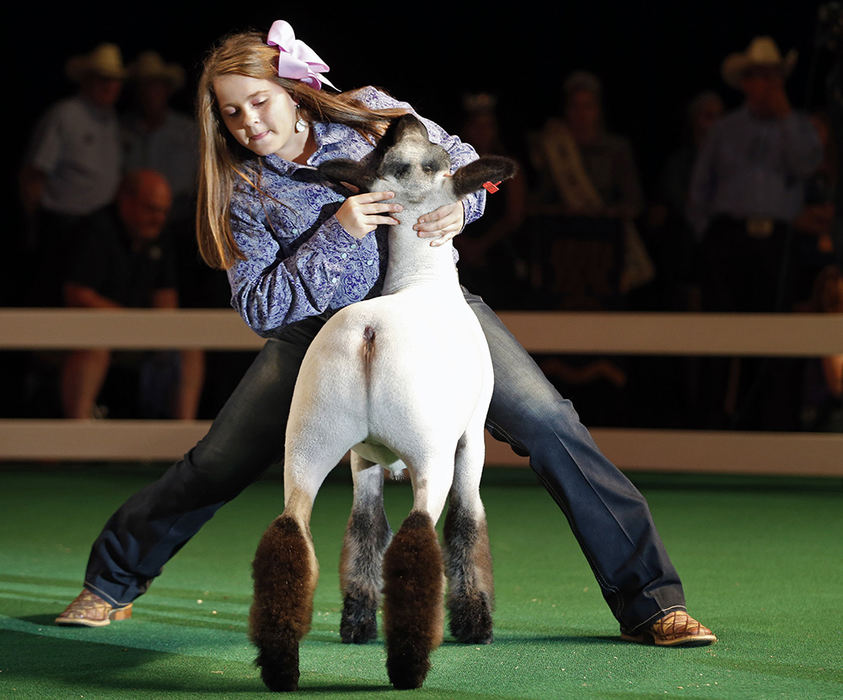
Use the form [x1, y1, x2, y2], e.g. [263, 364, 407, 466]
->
[414, 200, 465, 247]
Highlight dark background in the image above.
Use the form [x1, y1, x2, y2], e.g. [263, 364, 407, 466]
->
[8, 1, 839, 196]
[3, 1, 840, 426]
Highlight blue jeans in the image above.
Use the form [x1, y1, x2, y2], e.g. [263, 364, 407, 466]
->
[83, 292, 685, 633]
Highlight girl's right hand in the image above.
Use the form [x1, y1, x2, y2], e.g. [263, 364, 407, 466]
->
[336, 191, 403, 239]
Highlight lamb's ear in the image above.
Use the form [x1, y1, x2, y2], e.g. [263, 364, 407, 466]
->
[451, 156, 518, 198]
[390, 113, 429, 142]
[317, 158, 373, 191]
[379, 114, 428, 150]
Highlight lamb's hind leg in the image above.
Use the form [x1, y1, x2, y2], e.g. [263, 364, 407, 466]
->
[249, 455, 337, 692]
[444, 429, 494, 644]
[382, 464, 450, 689]
[340, 452, 392, 644]
[249, 509, 316, 691]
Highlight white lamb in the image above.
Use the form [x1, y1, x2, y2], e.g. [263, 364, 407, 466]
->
[249, 113, 517, 691]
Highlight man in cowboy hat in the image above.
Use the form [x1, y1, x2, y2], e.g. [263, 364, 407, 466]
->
[122, 50, 196, 224]
[688, 35, 821, 310]
[687, 36, 822, 427]
[20, 43, 127, 306]
[120, 52, 226, 311]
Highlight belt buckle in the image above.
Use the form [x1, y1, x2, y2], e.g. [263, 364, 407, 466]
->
[746, 218, 774, 238]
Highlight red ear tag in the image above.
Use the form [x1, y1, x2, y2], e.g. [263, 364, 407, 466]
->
[482, 180, 502, 194]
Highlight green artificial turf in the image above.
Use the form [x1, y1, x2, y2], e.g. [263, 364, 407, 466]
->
[0, 464, 841, 698]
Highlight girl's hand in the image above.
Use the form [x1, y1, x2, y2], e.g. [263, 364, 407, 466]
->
[336, 191, 403, 239]
[414, 200, 465, 246]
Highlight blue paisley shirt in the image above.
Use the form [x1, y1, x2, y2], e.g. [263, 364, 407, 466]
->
[227, 86, 485, 338]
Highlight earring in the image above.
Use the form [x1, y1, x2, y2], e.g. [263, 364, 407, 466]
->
[294, 105, 306, 133]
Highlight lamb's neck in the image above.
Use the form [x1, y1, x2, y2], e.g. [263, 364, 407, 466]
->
[381, 210, 461, 296]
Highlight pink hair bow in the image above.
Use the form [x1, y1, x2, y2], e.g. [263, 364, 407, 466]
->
[266, 19, 337, 91]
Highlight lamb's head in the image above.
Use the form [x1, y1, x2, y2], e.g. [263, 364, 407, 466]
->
[373, 116, 451, 204]
[318, 114, 517, 208]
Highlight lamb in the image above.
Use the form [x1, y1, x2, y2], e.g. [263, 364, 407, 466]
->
[248, 113, 517, 691]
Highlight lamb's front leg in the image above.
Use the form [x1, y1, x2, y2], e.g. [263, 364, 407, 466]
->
[444, 429, 494, 644]
[340, 452, 392, 643]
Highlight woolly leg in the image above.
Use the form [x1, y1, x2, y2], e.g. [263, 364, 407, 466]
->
[443, 500, 494, 644]
[249, 512, 318, 692]
[340, 453, 392, 644]
[382, 510, 444, 690]
[444, 430, 494, 644]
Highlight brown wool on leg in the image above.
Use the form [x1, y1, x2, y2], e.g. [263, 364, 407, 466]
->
[249, 514, 318, 692]
[382, 511, 444, 690]
[443, 505, 494, 644]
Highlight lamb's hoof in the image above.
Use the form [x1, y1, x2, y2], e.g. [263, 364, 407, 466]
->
[449, 593, 493, 645]
[340, 592, 378, 644]
[256, 644, 300, 692]
[455, 628, 493, 645]
[387, 651, 429, 690]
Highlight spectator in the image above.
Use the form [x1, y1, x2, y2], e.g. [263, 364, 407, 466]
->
[528, 73, 642, 421]
[687, 36, 822, 428]
[531, 70, 645, 221]
[648, 90, 724, 310]
[688, 36, 822, 312]
[792, 111, 839, 303]
[454, 93, 528, 308]
[122, 51, 197, 228]
[529, 70, 653, 302]
[122, 51, 230, 311]
[20, 43, 126, 306]
[657, 91, 725, 233]
[60, 170, 204, 420]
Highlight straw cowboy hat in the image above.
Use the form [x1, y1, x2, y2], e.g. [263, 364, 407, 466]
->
[721, 36, 797, 89]
[128, 51, 186, 90]
[65, 43, 127, 82]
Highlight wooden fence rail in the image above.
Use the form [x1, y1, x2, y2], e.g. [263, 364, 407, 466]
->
[1, 309, 841, 476]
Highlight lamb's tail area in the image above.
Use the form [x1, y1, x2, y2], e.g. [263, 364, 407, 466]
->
[361, 325, 376, 382]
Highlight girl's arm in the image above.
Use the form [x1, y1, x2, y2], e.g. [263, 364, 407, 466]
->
[227, 194, 370, 336]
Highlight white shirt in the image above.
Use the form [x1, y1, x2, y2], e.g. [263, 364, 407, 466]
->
[27, 95, 122, 216]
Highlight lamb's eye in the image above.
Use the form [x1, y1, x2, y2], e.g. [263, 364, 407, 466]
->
[422, 161, 437, 174]
[387, 162, 411, 178]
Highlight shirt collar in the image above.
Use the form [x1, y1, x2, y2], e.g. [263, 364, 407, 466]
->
[262, 153, 302, 176]
[312, 120, 345, 148]
[263, 122, 364, 175]
[261, 119, 350, 174]
[310, 120, 365, 163]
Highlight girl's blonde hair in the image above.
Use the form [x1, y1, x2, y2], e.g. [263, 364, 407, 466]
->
[196, 31, 405, 269]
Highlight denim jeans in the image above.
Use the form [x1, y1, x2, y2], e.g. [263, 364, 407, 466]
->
[83, 292, 685, 633]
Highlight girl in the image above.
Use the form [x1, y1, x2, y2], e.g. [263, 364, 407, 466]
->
[56, 20, 715, 647]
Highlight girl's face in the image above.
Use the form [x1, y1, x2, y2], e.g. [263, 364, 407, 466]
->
[213, 74, 306, 160]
